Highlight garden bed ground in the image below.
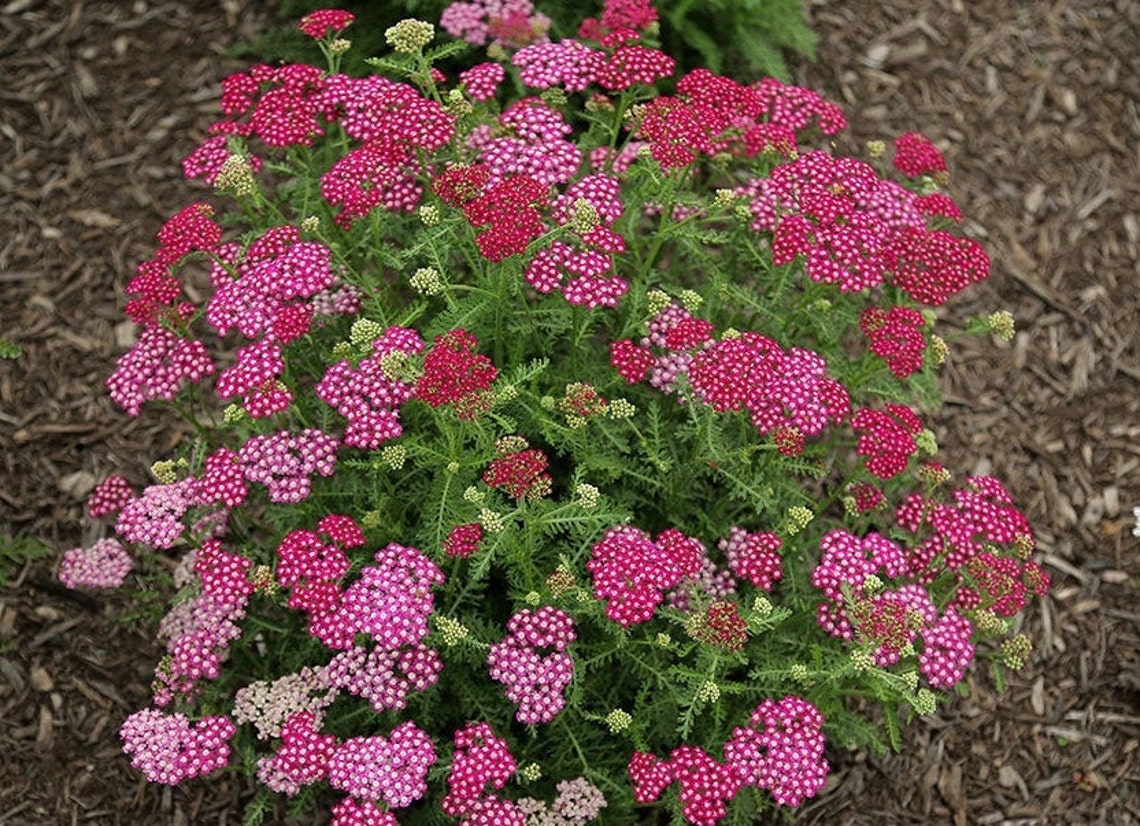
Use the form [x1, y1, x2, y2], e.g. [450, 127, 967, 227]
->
[1, 0, 1137, 823]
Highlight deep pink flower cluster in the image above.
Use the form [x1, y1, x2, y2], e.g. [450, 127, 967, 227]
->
[630, 747, 742, 826]
[811, 530, 908, 604]
[106, 326, 215, 417]
[256, 710, 338, 795]
[435, 157, 629, 305]
[467, 174, 550, 262]
[633, 70, 844, 169]
[237, 428, 338, 503]
[478, 98, 582, 187]
[723, 697, 829, 808]
[961, 552, 1049, 617]
[317, 326, 424, 450]
[810, 529, 991, 683]
[58, 538, 133, 589]
[630, 695, 829, 822]
[742, 151, 923, 293]
[849, 481, 885, 514]
[120, 709, 235, 786]
[193, 446, 249, 509]
[442, 722, 520, 820]
[440, 0, 551, 49]
[654, 324, 849, 452]
[525, 174, 629, 307]
[326, 721, 437, 809]
[587, 525, 705, 627]
[298, 8, 355, 39]
[720, 527, 783, 591]
[329, 799, 398, 826]
[611, 303, 852, 448]
[917, 607, 974, 687]
[859, 305, 927, 379]
[513, 40, 606, 93]
[811, 530, 911, 648]
[195, 538, 255, 614]
[487, 606, 576, 723]
[207, 227, 333, 341]
[216, 338, 291, 418]
[216, 62, 328, 148]
[739, 149, 986, 304]
[524, 239, 625, 307]
[881, 225, 990, 306]
[301, 541, 443, 654]
[914, 191, 964, 221]
[85, 474, 135, 519]
[896, 476, 1039, 584]
[461, 62, 507, 102]
[193, 65, 453, 225]
[150, 540, 254, 705]
[893, 131, 948, 178]
[850, 403, 923, 479]
[276, 515, 360, 597]
[416, 329, 499, 419]
[483, 444, 551, 498]
[124, 203, 221, 326]
[321, 137, 423, 227]
[515, 34, 673, 94]
[445, 522, 484, 558]
[322, 74, 455, 150]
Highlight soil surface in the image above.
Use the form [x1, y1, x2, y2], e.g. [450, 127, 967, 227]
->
[1, 0, 1137, 824]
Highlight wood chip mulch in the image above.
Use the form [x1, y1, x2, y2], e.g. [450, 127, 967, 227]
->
[1, 0, 1137, 823]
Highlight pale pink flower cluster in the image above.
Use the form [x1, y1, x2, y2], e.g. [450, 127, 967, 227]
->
[120, 708, 236, 785]
[58, 538, 132, 589]
[233, 667, 336, 740]
[326, 721, 437, 809]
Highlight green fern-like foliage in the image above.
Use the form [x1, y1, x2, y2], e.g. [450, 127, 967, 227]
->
[658, 0, 817, 80]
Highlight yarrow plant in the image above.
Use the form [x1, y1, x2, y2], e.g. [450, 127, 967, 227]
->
[64, 2, 1049, 823]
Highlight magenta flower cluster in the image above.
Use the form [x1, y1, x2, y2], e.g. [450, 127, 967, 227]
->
[586, 525, 705, 627]
[488, 606, 577, 723]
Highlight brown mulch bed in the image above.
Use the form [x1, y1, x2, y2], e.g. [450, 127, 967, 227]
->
[1, 0, 1137, 823]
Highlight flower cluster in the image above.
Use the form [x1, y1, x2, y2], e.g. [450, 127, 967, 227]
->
[587, 526, 704, 627]
[120, 709, 236, 786]
[442, 722, 520, 820]
[58, 538, 133, 589]
[614, 308, 850, 455]
[487, 606, 576, 723]
[326, 721, 437, 809]
[416, 329, 499, 419]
